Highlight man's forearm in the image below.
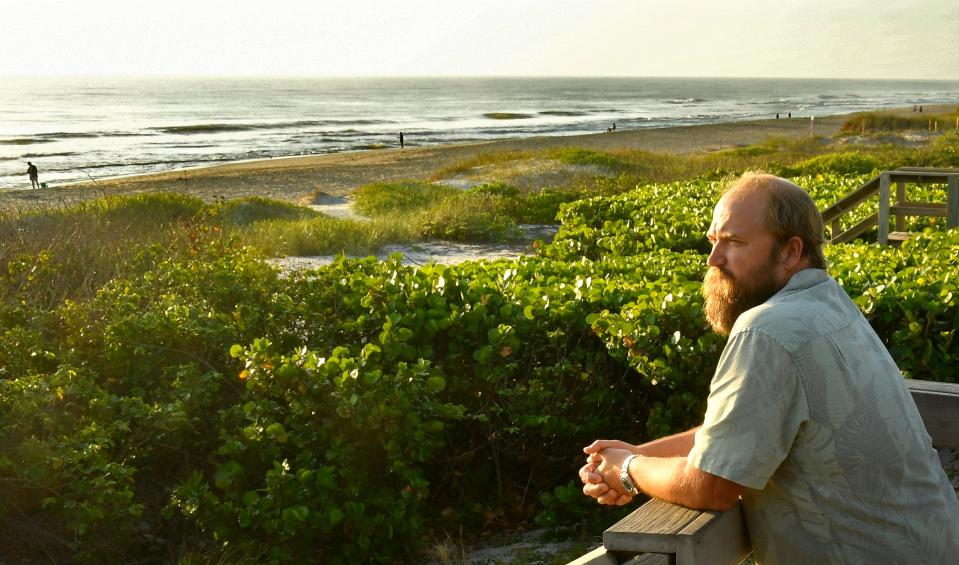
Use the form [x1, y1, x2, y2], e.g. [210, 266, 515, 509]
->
[632, 426, 700, 458]
[627, 453, 741, 511]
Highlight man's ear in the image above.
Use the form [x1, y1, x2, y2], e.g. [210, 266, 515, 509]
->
[778, 235, 805, 270]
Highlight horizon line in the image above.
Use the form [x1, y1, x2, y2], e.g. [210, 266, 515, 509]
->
[3, 74, 959, 82]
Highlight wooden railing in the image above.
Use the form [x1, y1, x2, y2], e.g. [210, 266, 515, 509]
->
[822, 168, 959, 245]
[568, 379, 959, 565]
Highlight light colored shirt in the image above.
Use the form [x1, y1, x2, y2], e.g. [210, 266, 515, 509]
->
[687, 269, 959, 564]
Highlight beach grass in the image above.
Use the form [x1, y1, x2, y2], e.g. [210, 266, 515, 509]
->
[352, 180, 459, 216]
[0, 193, 208, 306]
[841, 108, 959, 134]
[417, 191, 522, 242]
[216, 195, 320, 226]
[238, 214, 418, 256]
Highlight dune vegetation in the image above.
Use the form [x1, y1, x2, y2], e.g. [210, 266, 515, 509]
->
[1, 129, 958, 562]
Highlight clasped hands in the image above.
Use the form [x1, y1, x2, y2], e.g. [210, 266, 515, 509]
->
[578, 439, 640, 506]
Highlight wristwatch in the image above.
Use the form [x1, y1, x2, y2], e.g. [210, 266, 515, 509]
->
[620, 454, 639, 494]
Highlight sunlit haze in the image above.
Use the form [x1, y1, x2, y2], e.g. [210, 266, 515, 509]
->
[3, 0, 958, 78]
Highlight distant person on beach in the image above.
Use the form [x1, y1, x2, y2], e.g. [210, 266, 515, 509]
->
[578, 173, 959, 564]
[399, 132, 405, 148]
[26, 161, 39, 189]
[788, 112, 791, 119]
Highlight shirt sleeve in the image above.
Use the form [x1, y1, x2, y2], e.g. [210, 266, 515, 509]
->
[687, 329, 807, 490]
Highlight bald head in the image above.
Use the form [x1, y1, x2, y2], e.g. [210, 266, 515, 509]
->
[720, 173, 827, 270]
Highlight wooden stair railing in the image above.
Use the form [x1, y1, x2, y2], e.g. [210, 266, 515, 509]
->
[568, 379, 959, 565]
[820, 168, 959, 245]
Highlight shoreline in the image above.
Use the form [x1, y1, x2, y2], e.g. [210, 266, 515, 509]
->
[2, 104, 954, 210]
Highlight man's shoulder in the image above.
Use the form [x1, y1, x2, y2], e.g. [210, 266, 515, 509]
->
[732, 272, 858, 350]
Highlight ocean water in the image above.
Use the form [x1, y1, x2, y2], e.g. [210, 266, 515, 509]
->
[2, 76, 958, 189]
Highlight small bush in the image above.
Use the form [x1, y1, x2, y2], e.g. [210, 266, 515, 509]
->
[779, 152, 884, 176]
[418, 193, 520, 242]
[554, 148, 632, 172]
[239, 215, 417, 256]
[353, 181, 458, 217]
[217, 197, 319, 226]
[467, 181, 521, 198]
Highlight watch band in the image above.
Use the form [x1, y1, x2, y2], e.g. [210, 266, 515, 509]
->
[620, 454, 639, 494]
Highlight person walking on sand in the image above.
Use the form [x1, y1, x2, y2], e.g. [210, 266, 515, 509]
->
[399, 132, 405, 149]
[26, 161, 39, 189]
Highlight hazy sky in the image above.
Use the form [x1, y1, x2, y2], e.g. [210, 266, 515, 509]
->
[3, 0, 958, 79]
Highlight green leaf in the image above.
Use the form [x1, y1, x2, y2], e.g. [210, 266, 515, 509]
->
[426, 376, 446, 392]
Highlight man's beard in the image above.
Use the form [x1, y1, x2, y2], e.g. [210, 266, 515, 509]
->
[703, 261, 781, 336]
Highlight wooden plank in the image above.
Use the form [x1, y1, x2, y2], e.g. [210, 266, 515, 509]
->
[889, 171, 959, 180]
[878, 173, 890, 244]
[947, 175, 959, 228]
[821, 175, 880, 225]
[674, 503, 751, 565]
[831, 212, 877, 244]
[604, 499, 702, 554]
[887, 231, 911, 244]
[604, 498, 750, 565]
[888, 202, 947, 217]
[907, 379, 959, 395]
[895, 179, 906, 232]
[908, 379, 959, 449]
[895, 167, 959, 174]
[623, 553, 675, 565]
[567, 546, 621, 565]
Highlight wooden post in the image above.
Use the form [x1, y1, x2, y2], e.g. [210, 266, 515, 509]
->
[831, 219, 841, 242]
[878, 172, 891, 245]
[947, 174, 959, 229]
[895, 178, 906, 232]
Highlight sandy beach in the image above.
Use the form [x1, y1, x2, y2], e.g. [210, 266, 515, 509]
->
[1, 105, 952, 211]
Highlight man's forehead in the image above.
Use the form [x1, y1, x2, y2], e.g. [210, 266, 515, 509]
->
[710, 190, 768, 233]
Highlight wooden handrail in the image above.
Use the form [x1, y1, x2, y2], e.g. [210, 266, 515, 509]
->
[568, 379, 959, 565]
[821, 168, 959, 244]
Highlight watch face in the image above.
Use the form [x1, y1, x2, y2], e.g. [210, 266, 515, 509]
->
[620, 476, 635, 494]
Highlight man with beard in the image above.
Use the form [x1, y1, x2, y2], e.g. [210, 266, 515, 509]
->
[579, 173, 959, 563]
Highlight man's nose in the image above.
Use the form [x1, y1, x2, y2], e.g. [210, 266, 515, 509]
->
[707, 244, 724, 268]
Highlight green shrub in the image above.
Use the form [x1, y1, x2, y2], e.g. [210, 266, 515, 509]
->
[418, 193, 521, 242]
[217, 197, 319, 226]
[467, 181, 521, 198]
[554, 148, 633, 172]
[779, 152, 883, 176]
[239, 215, 417, 256]
[352, 181, 458, 217]
[514, 189, 587, 224]
[547, 179, 719, 260]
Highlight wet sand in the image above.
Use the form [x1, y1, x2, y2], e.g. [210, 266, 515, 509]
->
[1, 105, 952, 211]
